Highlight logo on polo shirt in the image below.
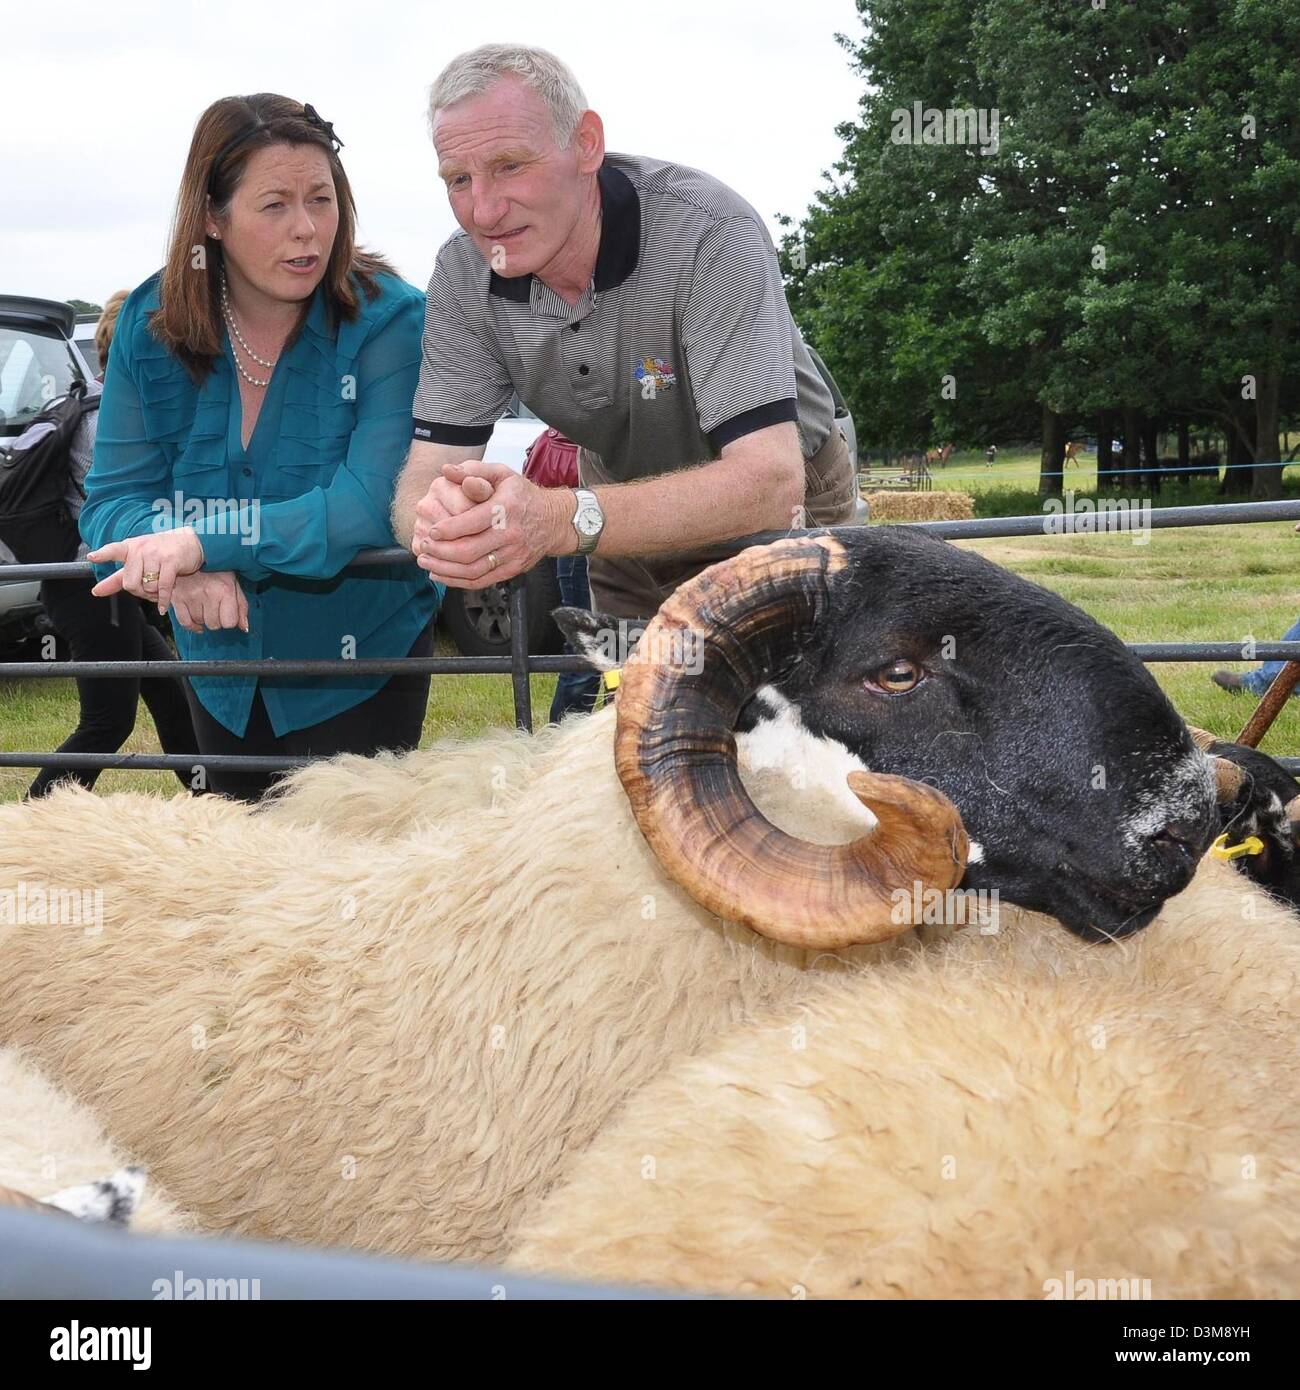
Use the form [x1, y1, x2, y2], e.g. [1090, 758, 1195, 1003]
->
[634, 355, 677, 396]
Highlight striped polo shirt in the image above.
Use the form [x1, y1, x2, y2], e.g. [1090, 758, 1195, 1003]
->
[411, 151, 835, 481]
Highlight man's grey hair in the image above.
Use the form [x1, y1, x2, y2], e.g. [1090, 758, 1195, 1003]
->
[428, 44, 588, 148]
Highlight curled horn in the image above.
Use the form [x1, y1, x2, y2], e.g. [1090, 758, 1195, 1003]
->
[1187, 725, 1248, 801]
[1212, 758, 1245, 801]
[614, 535, 969, 949]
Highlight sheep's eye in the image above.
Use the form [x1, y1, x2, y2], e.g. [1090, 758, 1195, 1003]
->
[867, 659, 924, 694]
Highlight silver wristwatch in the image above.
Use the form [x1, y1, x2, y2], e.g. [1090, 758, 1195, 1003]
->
[570, 488, 605, 555]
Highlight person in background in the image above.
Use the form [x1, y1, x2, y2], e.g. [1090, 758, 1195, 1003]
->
[92, 290, 129, 381]
[80, 93, 439, 802]
[27, 293, 203, 799]
[522, 426, 600, 720]
[1213, 619, 1300, 699]
[985, 444, 997, 468]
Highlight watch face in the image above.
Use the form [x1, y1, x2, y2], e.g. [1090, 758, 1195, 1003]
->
[576, 509, 603, 537]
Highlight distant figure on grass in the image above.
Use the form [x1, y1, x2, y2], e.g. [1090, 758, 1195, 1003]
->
[985, 444, 997, 469]
[926, 443, 953, 469]
[1213, 616, 1300, 700]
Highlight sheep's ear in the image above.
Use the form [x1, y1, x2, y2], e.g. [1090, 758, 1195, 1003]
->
[553, 608, 646, 672]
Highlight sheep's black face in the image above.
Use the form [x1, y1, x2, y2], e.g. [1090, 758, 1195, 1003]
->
[745, 527, 1219, 942]
[1204, 741, 1300, 911]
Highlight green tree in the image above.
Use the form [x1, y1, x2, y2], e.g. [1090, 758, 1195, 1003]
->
[780, 0, 1300, 499]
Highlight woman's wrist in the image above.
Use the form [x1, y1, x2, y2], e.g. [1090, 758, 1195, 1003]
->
[180, 526, 206, 570]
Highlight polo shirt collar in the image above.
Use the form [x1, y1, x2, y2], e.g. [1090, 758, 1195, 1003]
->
[488, 159, 640, 303]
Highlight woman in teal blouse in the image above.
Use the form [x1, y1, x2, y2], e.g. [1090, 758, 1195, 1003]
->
[81, 94, 440, 800]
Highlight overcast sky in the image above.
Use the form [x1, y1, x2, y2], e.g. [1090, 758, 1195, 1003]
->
[4, 0, 865, 305]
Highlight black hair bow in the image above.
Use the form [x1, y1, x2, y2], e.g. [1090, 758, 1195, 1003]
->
[302, 104, 344, 151]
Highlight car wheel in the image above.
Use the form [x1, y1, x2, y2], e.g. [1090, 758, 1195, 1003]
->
[439, 561, 566, 657]
[441, 582, 511, 657]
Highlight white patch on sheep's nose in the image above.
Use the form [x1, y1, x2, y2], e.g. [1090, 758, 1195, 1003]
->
[736, 686, 878, 833]
[1120, 752, 1216, 854]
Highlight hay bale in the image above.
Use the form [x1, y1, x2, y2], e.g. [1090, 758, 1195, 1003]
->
[865, 491, 975, 523]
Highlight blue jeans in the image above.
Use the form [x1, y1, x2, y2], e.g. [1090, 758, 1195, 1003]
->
[549, 555, 602, 723]
[1242, 615, 1300, 695]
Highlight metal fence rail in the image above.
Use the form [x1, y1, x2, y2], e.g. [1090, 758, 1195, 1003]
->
[3, 499, 1299, 777]
[0, 1203, 679, 1300]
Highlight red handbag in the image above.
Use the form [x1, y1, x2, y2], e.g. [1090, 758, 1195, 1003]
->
[523, 428, 579, 489]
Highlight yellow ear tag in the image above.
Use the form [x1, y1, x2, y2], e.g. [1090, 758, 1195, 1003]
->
[602, 668, 622, 692]
[1209, 832, 1266, 861]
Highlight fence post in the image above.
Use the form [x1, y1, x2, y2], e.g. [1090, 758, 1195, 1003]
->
[508, 576, 533, 732]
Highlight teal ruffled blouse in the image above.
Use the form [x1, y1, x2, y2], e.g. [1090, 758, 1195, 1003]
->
[80, 269, 441, 738]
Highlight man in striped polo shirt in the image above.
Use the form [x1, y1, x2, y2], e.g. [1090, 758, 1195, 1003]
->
[393, 43, 856, 623]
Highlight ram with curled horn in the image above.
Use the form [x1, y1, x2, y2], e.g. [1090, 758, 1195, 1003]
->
[610, 535, 969, 949]
[565, 527, 1237, 945]
[0, 526, 1282, 1266]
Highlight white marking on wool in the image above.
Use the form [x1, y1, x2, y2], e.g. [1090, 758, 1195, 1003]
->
[737, 687, 877, 832]
[1248, 791, 1288, 844]
[572, 628, 619, 672]
[1121, 752, 1215, 853]
[43, 1166, 145, 1225]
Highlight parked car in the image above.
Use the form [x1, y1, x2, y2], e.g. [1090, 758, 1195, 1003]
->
[72, 313, 102, 378]
[0, 296, 93, 655]
[441, 351, 865, 657]
[806, 344, 862, 492]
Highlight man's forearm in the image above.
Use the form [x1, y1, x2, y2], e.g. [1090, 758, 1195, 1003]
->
[555, 428, 805, 559]
[391, 439, 486, 547]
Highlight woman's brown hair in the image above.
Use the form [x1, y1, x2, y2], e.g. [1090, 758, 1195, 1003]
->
[150, 94, 398, 383]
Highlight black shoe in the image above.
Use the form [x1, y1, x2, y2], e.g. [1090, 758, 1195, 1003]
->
[1211, 670, 1247, 693]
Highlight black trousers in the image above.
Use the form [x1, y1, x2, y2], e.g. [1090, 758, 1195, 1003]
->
[28, 579, 201, 798]
[182, 613, 437, 803]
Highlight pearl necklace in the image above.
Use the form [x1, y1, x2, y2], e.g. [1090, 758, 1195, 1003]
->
[220, 273, 277, 388]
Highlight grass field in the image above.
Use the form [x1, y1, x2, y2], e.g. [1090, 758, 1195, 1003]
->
[3, 468, 1296, 802]
[0, 633, 565, 802]
[892, 444, 1300, 516]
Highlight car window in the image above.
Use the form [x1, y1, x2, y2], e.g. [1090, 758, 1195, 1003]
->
[76, 340, 101, 377]
[0, 327, 84, 434]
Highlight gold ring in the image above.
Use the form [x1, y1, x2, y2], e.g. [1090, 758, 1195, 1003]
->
[486, 552, 498, 572]
[142, 571, 161, 586]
